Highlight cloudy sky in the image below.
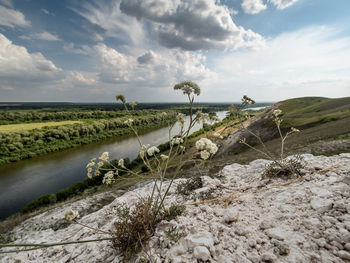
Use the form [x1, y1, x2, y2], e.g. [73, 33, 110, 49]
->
[0, 0, 349, 102]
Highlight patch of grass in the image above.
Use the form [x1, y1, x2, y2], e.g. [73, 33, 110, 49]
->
[263, 155, 304, 179]
[112, 200, 185, 260]
[165, 226, 183, 243]
[177, 177, 203, 196]
[0, 120, 83, 132]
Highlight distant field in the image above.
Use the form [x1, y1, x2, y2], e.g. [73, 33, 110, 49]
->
[0, 121, 82, 132]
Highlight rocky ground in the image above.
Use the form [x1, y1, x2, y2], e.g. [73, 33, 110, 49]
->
[1, 153, 350, 263]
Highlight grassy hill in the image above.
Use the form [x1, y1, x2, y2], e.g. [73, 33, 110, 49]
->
[279, 97, 350, 128]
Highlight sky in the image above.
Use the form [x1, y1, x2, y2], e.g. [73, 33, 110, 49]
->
[0, 0, 349, 102]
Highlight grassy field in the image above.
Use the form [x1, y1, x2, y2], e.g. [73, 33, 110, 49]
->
[0, 121, 83, 132]
[279, 97, 350, 128]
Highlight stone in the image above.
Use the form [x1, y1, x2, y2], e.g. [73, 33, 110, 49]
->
[265, 227, 287, 241]
[261, 252, 277, 262]
[193, 246, 211, 261]
[310, 198, 333, 213]
[183, 231, 214, 250]
[222, 210, 239, 224]
[338, 250, 350, 260]
[344, 243, 350, 251]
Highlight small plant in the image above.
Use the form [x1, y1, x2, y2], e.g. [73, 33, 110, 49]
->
[163, 204, 185, 221]
[112, 199, 160, 260]
[164, 226, 184, 243]
[177, 177, 203, 196]
[230, 96, 304, 178]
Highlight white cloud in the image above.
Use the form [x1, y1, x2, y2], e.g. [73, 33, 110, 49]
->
[203, 26, 350, 101]
[0, 5, 30, 28]
[33, 32, 60, 41]
[242, 0, 267, 14]
[120, 0, 265, 51]
[0, 33, 62, 85]
[268, 0, 299, 9]
[91, 43, 214, 88]
[72, 0, 145, 44]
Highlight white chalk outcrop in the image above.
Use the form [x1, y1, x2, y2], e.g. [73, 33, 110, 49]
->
[1, 153, 350, 262]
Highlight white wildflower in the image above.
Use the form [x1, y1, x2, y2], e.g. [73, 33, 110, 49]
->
[87, 171, 92, 179]
[161, 112, 167, 117]
[195, 138, 218, 159]
[65, 209, 79, 222]
[291, 127, 300, 133]
[118, 159, 125, 168]
[179, 145, 186, 152]
[147, 146, 160, 156]
[176, 113, 185, 128]
[200, 150, 210, 160]
[171, 137, 183, 145]
[94, 170, 100, 176]
[273, 109, 282, 117]
[139, 150, 146, 158]
[160, 154, 169, 161]
[102, 171, 115, 185]
[99, 152, 109, 162]
[86, 159, 95, 168]
[97, 161, 104, 167]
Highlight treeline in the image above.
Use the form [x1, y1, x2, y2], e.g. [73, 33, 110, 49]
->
[0, 111, 177, 165]
[0, 109, 156, 124]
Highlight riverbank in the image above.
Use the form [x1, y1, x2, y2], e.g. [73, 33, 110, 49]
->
[0, 111, 228, 221]
[0, 111, 177, 166]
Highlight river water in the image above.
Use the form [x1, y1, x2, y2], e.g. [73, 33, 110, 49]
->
[0, 111, 227, 220]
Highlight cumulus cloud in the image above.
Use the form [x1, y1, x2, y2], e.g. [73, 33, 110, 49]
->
[204, 26, 350, 101]
[91, 42, 213, 88]
[268, 0, 299, 9]
[0, 33, 61, 84]
[0, 5, 30, 28]
[242, 0, 267, 14]
[120, 0, 264, 51]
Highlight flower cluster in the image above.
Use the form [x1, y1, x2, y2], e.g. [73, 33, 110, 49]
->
[173, 81, 201, 96]
[176, 113, 185, 128]
[116, 94, 126, 104]
[118, 159, 125, 168]
[99, 152, 109, 162]
[147, 146, 160, 156]
[65, 209, 79, 222]
[242, 95, 255, 105]
[139, 144, 150, 158]
[102, 171, 115, 185]
[171, 137, 184, 145]
[195, 138, 218, 160]
[273, 109, 282, 117]
[160, 154, 168, 161]
[196, 112, 210, 123]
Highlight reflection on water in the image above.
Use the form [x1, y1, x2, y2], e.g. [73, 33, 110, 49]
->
[0, 111, 227, 220]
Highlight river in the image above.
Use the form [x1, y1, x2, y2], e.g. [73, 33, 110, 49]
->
[0, 111, 227, 220]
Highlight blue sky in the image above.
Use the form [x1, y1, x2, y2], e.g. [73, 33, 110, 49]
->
[0, 0, 349, 102]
